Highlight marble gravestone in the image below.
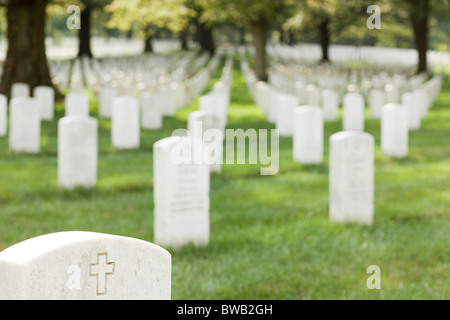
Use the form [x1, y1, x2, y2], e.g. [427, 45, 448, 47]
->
[98, 86, 117, 119]
[11, 82, 30, 99]
[111, 96, 140, 149]
[34, 86, 55, 121]
[306, 84, 320, 107]
[141, 91, 162, 130]
[321, 89, 339, 121]
[401, 92, 421, 130]
[368, 89, 385, 119]
[65, 92, 90, 117]
[329, 131, 374, 225]
[199, 93, 228, 132]
[0, 232, 171, 300]
[58, 116, 98, 189]
[0, 94, 7, 137]
[187, 110, 223, 173]
[153, 136, 210, 248]
[381, 103, 408, 158]
[343, 92, 365, 131]
[293, 106, 324, 164]
[9, 97, 40, 153]
[276, 93, 299, 137]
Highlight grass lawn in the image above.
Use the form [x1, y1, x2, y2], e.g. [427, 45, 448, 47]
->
[0, 56, 449, 299]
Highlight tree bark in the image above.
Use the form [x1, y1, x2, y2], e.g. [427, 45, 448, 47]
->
[318, 18, 331, 63]
[179, 28, 188, 50]
[251, 21, 268, 82]
[144, 34, 153, 53]
[410, 0, 429, 74]
[197, 21, 215, 56]
[0, 0, 62, 100]
[77, 6, 93, 58]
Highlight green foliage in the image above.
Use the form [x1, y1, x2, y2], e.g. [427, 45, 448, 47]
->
[106, 0, 194, 37]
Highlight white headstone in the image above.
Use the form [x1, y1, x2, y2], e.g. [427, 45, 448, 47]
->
[34, 86, 55, 121]
[293, 106, 323, 164]
[153, 136, 210, 248]
[254, 81, 271, 115]
[0, 94, 7, 137]
[384, 83, 399, 104]
[268, 89, 281, 123]
[321, 89, 339, 121]
[368, 89, 385, 119]
[306, 84, 320, 106]
[65, 92, 89, 117]
[187, 110, 223, 173]
[0, 231, 171, 299]
[11, 83, 30, 99]
[98, 86, 117, 118]
[58, 116, 98, 189]
[199, 93, 228, 132]
[381, 103, 408, 158]
[414, 87, 428, 118]
[343, 92, 365, 131]
[276, 93, 298, 137]
[9, 97, 40, 153]
[401, 92, 421, 131]
[329, 131, 374, 225]
[111, 96, 140, 149]
[141, 91, 162, 130]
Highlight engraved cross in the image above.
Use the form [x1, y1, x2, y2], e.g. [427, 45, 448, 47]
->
[90, 252, 115, 295]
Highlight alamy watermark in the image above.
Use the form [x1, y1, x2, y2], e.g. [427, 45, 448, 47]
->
[367, 5, 381, 30]
[67, 5, 81, 30]
[366, 265, 381, 289]
[171, 121, 279, 176]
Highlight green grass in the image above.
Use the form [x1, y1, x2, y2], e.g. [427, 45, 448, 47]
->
[0, 57, 449, 299]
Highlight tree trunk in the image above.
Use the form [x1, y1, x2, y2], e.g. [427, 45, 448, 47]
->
[144, 34, 153, 53]
[197, 21, 215, 56]
[251, 21, 268, 82]
[288, 30, 295, 46]
[318, 18, 331, 63]
[77, 7, 93, 58]
[411, 0, 429, 74]
[179, 28, 188, 50]
[0, 0, 62, 100]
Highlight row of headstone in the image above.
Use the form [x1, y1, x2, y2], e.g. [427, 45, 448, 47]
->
[186, 53, 233, 174]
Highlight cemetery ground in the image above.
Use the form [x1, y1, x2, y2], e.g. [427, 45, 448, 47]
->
[0, 56, 449, 300]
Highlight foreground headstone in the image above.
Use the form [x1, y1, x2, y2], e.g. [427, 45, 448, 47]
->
[343, 92, 365, 131]
[58, 116, 98, 189]
[381, 103, 408, 158]
[0, 94, 7, 137]
[329, 131, 374, 225]
[111, 96, 140, 149]
[9, 98, 40, 153]
[34, 86, 55, 121]
[0, 231, 171, 299]
[65, 92, 90, 117]
[153, 136, 210, 248]
[293, 106, 323, 164]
